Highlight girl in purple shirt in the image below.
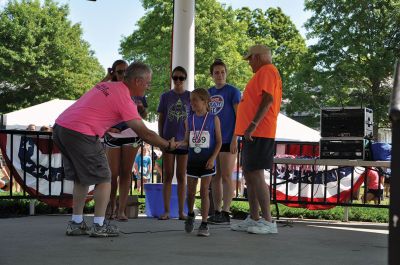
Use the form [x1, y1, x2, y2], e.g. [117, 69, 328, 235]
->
[157, 66, 190, 220]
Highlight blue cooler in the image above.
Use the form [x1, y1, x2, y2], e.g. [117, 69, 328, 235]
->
[144, 183, 187, 218]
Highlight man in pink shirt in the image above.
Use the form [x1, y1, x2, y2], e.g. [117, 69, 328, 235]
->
[362, 167, 384, 205]
[53, 62, 179, 237]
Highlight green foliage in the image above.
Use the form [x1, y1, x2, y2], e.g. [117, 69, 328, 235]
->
[301, 0, 400, 129]
[0, 196, 388, 222]
[120, 0, 174, 120]
[229, 201, 389, 223]
[236, 7, 308, 108]
[0, 0, 104, 113]
[121, 0, 308, 118]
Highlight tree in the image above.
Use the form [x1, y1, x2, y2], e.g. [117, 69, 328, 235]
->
[120, 0, 251, 119]
[0, 0, 104, 113]
[121, 1, 309, 119]
[303, 0, 400, 130]
[236, 7, 309, 113]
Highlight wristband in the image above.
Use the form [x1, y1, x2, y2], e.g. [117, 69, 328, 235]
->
[251, 120, 258, 126]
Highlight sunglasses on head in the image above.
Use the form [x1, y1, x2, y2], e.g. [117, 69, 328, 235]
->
[116, 70, 125, 75]
[172, 76, 186, 81]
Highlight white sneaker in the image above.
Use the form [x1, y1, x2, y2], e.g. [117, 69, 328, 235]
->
[247, 219, 278, 234]
[231, 215, 258, 231]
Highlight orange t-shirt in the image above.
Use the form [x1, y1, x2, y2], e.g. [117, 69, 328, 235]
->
[235, 64, 282, 138]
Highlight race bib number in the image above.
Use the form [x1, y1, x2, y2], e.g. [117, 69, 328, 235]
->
[189, 131, 210, 149]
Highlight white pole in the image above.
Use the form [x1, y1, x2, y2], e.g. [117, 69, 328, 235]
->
[171, 0, 195, 92]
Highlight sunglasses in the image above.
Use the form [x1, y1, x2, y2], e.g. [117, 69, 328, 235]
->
[116, 70, 125, 75]
[172, 76, 186, 81]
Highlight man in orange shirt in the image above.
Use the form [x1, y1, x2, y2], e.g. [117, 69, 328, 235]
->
[231, 44, 282, 234]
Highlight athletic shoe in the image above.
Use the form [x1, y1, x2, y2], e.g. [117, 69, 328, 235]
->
[247, 219, 278, 234]
[89, 223, 119, 237]
[65, 221, 90, 236]
[219, 211, 231, 224]
[185, 215, 195, 233]
[207, 211, 221, 224]
[197, 223, 210, 237]
[230, 215, 258, 232]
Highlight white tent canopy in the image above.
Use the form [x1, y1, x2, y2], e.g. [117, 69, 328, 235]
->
[3, 99, 320, 142]
[276, 113, 320, 142]
[3, 99, 75, 130]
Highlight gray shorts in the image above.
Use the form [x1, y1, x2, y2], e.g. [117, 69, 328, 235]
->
[53, 124, 111, 185]
[241, 137, 275, 172]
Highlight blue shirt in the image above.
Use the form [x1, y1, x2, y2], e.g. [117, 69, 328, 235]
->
[135, 154, 152, 176]
[188, 112, 216, 165]
[208, 84, 241, 144]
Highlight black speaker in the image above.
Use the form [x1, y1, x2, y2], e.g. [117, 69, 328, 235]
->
[320, 138, 371, 160]
[320, 107, 373, 138]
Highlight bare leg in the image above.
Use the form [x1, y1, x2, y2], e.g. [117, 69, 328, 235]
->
[245, 169, 272, 222]
[243, 170, 259, 220]
[136, 179, 141, 193]
[160, 153, 175, 218]
[187, 177, 198, 214]
[200, 176, 212, 222]
[211, 156, 222, 212]
[117, 145, 138, 219]
[72, 182, 89, 215]
[93, 182, 111, 217]
[218, 152, 235, 212]
[106, 147, 121, 217]
[176, 154, 188, 219]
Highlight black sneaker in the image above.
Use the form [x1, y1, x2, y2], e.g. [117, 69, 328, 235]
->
[219, 211, 231, 224]
[185, 215, 195, 233]
[207, 211, 221, 224]
[197, 222, 210, 237]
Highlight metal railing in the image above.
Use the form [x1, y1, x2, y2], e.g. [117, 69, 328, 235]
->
[0, 130, 390, 211]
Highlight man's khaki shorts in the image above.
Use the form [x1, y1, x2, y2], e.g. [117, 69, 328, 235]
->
[53, 124, 111, 185]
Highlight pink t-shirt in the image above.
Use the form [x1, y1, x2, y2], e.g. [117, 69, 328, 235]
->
[56, 82, 141, 137]
[366, 169, 382, 190]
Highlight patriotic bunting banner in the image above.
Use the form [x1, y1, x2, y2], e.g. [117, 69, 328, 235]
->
[267, 163, 365, 210]
[0, 133, 94, 207]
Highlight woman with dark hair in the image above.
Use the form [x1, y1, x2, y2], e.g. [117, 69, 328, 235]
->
[207, 59, 241, 224]
[103, 59, 145, 221]
[157, 66, 191, 220]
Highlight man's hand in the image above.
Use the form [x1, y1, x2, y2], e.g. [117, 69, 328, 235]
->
[230, 138, 238, 154]
[244, 123, 256, 141]
[168, 137, 177, 151]
[176, 140, 188, 148]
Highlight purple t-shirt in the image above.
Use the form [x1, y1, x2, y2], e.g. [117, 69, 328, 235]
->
[157, 90, 191, 146]
[209, 84, 241, 144]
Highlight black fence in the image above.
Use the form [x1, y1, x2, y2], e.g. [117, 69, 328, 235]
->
[0, 129, 390, 211]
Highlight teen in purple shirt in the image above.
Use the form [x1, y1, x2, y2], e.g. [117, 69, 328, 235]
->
[157, 66, 190, 220]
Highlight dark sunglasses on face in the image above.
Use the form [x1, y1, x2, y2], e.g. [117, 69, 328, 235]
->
[172, 76, 186, 81]
[116, 70, 125, 75]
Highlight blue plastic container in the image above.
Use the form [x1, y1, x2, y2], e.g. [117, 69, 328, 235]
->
[144, 183, 187, 218]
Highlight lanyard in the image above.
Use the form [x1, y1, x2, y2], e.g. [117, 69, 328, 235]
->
[192, 112, 209, 143]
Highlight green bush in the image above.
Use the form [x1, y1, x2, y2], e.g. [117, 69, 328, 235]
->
[195, 200, 389, 223]
[0, 196, 389, 223]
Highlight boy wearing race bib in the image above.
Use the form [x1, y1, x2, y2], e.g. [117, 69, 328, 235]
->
[184, 88, 222, 237]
